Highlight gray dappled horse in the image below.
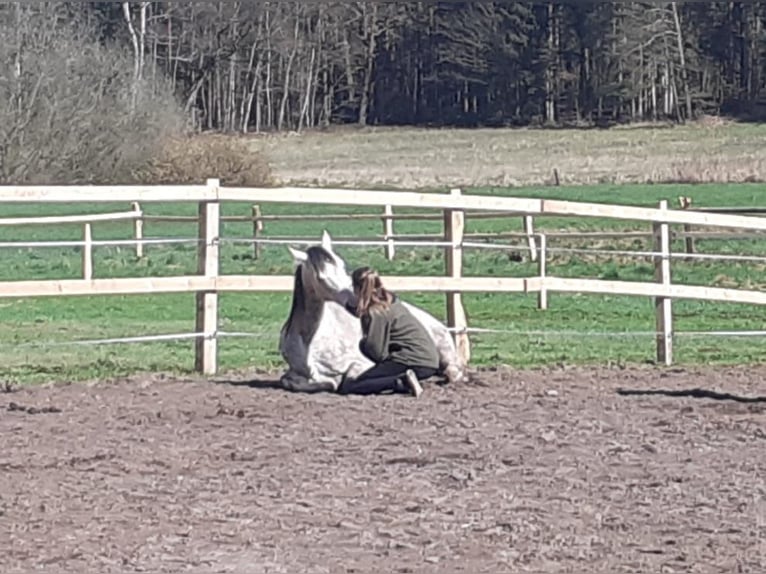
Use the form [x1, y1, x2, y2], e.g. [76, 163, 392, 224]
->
[278, 231, 466, 393]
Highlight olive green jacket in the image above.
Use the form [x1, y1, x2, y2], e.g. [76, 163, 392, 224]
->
[360, 299, 440, 369]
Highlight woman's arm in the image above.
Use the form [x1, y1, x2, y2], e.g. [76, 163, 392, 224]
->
[360, 311, 391, 363]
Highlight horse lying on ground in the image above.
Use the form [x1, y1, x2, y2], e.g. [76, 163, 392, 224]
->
[278, 231, 466, 393]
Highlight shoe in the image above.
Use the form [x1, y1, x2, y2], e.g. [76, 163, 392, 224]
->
[404, 369, 423, 398]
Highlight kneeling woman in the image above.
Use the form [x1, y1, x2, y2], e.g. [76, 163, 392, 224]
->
[341, 267, 440, 398]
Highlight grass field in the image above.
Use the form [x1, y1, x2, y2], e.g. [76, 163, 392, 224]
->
[1, 172, 765, 384]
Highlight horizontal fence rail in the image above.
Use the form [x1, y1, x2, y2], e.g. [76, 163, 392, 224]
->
[0, 275, 763, 305]
[0, 210, 142, 226]
[3, 183, 766, 228]
[1, 179, 765, 375]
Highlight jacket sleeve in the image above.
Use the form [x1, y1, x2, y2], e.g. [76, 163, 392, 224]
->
[360, 311, 391, 363]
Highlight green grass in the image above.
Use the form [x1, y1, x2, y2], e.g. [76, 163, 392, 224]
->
[1, 182, 766, 384]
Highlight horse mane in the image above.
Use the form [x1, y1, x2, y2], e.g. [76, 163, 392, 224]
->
[282, 246, 333, 342]
[283, 265, 305, 336]
[306, 245, 334, 268]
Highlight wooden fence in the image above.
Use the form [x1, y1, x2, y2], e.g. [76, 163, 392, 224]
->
[1, 179, 765, 375]
[6, 193, 764, 268]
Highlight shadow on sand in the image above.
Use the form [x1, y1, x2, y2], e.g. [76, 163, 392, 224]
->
[211, 378, 284, 391]
[617, 387, 766, 404]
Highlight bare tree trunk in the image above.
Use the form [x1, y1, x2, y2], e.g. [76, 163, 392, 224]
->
[151, 27, 158, 95]
[13, 2, 22, 113]
[299, 46, 316, 131]
[242, 14, 265, 134]
[753, 5, 762, 101]
[308, 54, 318, 127]
[240, 38, 257, 132]
[167, 3, 176, 91]
[320, 8, 332, 127]
[663, 59, 670, 117]
[343, 28, 357, 103]
[545, 3, 556, 124]
[322, 63, 332, 127]
[121, 1, 149, 109]
[309, 7, 325, 129]
[185, 76, 206, 114]
[265, 7, 273, 129]
[637, 44, 644, 119]
[358, 3, 378, 126]
[671, 2, 693, 121]
[138, 2, 148, 83]
[244, 56, 264, 133]
[215, 62, 223, 128]
[122, 1, 140, 109]
[278, 11, 300, 131]
[651, 61, 658, 120]
[226, 27, 237, 129]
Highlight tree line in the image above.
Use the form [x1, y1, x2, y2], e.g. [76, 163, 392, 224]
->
[6, 1, 766, 137]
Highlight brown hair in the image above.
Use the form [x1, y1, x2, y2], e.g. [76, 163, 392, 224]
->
[352, 266, 394, 318]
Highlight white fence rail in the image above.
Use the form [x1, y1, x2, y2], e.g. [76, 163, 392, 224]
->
[2, 179, 766, 374]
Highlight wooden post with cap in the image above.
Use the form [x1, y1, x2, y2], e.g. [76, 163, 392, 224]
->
[383, 204, 395, 260]
[194, 178, 221, 375]
[443, 188, 470, 364]
[653, 200, 673, 366]
[131, 201, 144, 259]
[252, 204, 264, 260]
[82, 223, 93, 280]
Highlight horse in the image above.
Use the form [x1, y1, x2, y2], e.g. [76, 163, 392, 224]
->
[278, 231, 466, 393]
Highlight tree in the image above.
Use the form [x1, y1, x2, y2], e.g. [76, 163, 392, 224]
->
[4, 1, 766, 134]
[0, 2, 186, 184]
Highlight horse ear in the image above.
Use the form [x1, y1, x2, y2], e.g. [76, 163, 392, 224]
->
[288, 246, 308, 266]
[321, 230, 333, 252]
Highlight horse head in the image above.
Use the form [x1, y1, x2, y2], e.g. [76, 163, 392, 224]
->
[288, 230, 354, 306]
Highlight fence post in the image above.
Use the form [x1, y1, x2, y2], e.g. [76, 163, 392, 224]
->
[677, 196, 695, 260]
[383, 204, 395, 261]
[82, 223, 93, 280]
[537, 233, 547, 310]
[252, 204, 263, 260]
[444, 188, 470, 364]
[523, 215, 538, 262]
[195, 179, 221, 375]
[653, 200, 673, 366]
[131, 201, 144, 259]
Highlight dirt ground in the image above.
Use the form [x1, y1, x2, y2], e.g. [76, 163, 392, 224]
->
[2, 365, 765, 574]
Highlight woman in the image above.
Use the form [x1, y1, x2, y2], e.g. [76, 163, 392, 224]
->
[340, 266, 440, 398]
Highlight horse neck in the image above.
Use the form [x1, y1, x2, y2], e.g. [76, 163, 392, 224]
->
[285, 266, 326, 343]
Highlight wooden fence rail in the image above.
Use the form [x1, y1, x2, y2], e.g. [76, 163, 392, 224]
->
[1, 180, 765, 374]
[139, 200, 766, 263]
[5, 197, 763, 265]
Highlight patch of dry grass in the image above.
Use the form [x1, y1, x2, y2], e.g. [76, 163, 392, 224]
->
[249, 120, 766, 189]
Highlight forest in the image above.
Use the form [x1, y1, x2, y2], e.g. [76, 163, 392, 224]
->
[2, 2, 766, 184]
[9, 2, 766, 130]
[100, 2, 766, 127]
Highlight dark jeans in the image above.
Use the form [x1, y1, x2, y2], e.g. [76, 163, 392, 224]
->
[340, 361, 438, 396]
